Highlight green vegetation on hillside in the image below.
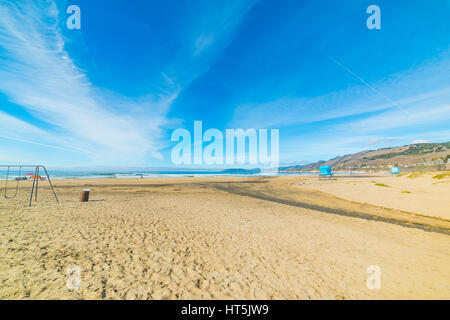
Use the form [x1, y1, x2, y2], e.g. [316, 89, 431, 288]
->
[367, 142, 450, 161]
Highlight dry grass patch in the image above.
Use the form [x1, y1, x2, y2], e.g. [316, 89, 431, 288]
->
[433, 173, 450, 180]
[374, 183, 389, 187]
[406, 171, 427, 179]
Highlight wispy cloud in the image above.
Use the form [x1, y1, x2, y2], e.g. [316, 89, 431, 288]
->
[0, 0, 176, 164]
[365, 137, 403, 147]
[281, 129, 450, 164]
[0, 0, 257, 165]
[411, 139, 431, 144]
[323, 53, 410, 115]
[191, 0, 257, 56]
[228, 52, 450, 163]
[229, 53, 450, 130]
[164, 0, 257, 86]
[0, 111, 89, 154]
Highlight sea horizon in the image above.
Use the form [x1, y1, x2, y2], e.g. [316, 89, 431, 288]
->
[0, 169, 324, 180]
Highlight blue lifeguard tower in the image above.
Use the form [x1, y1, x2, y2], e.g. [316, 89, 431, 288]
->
[319, 166, 333, 180]
[391, 166, 400, 175]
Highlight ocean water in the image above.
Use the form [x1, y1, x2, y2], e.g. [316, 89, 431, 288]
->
[0, 169, 318, 180]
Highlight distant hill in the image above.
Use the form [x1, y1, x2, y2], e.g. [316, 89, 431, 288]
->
[220, 168, 261, 174]
[283, 142, 450, 172]
[278, 164, 306, 171]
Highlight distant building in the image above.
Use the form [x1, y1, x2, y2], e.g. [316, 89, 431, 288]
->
[424, 159, 444, 166]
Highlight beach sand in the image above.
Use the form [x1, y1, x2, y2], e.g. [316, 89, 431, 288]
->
[294, 172, 450, 220]
[0, 175, 449, 299]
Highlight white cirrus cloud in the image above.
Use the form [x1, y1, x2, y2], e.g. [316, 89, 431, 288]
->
[411, 139, 431, 144]
[0, 0, 177, 165]
[229, 53, 450, 130]
[0, 0, 259, 166]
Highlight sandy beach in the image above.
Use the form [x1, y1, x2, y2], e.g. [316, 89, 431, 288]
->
[294, 172, 450, 220]
[1, 174, 449, 299]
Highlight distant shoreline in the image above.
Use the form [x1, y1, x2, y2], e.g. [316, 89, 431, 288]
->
[0, 171, 377, 180]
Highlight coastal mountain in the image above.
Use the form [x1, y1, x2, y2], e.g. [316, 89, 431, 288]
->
[284, 142, 450, 172]
[278, 164, 306, 171]
[220, 168, 261, 174]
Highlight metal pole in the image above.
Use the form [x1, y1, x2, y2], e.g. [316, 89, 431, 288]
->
[0, 165, 59, 206]
[5, 166, 21, 199]
[35, 166, 39, 202]
[4, 165, 9, 198]
[29, 166, 37, 207]
[42, 166, 59, 203]
[14, 166, 22, 197]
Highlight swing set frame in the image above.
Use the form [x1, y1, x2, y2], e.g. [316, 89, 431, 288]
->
[1, 165, 59, 207]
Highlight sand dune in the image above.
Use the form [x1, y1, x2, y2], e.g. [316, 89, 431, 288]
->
[0, 176, 449, 299]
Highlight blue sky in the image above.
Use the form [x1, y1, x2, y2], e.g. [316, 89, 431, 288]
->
[0, 0, 449, 167]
